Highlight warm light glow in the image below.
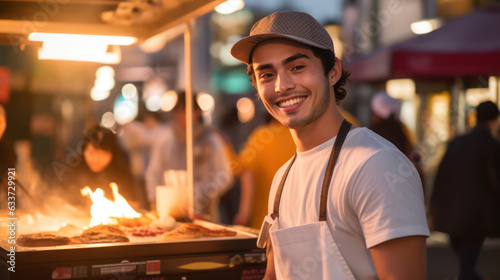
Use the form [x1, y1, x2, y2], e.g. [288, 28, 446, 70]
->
[29, 33, 137, 45]
[410, 19, 442, 34]
[96, 66, 115, 78]
[146, 94, 162, 112]
[237, 97, 255, 123]
[325, 24, 344, 59]
[81, 183, 141, 227]
[114, 95, 138, 125]
[465, 88, 494, 107]
[197, 93, 215, 112]
[143, 78, 167, 101]
[386, 79, 416, 100]
[101, 112, 116, 128]
[91, 88, 111, 101]
[91, 66, 115, 101]
[215, 0, 245, 15]
[161, 91, 178, 112]
[31, 33, 133, 64]
[38, 41, 122, 64]
[140, 24, 185, 53]
[122, 83, 138, 100]
[61, 99, 73, 120]
[489, 76, 499, 103]
[95, 76, 115, 91]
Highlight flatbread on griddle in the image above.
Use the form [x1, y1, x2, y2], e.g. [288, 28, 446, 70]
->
[18, 233, 70, 247]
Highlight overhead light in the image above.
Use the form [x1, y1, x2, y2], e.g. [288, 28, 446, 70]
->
[114, 95, 138, 125]
[91, 66, 115, 101]
[29, 33, 137, 45]
[386, 79, 415, 100]
[145, 94, 162, 112]
[196, 92, 215, 112]
[122, 83, 138, 100]
[101, 112, 116, 128]
[161, 91, 178, 112]
[215, 0, 245, 15]
[410, 19, 442, 34]
[465, 88, 495, 107]
[29, 33, 137, 64]
[489, 76, 499, 103]
[236, 97, 255, 123]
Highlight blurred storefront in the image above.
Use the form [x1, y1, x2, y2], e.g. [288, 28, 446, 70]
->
[343, 1, 500, 197]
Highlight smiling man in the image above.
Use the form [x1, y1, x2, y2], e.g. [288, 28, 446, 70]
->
[231, 11, 430, 280]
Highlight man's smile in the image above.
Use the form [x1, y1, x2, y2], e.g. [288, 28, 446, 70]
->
[277, 96, 307, 108]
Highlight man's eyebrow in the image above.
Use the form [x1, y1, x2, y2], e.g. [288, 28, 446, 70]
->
[254, 53, 311, 72]
[282, 53, 310, 65]
[255, 63, 273, 72]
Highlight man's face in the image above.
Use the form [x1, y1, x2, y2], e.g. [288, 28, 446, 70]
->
[251, 39, 338, 129]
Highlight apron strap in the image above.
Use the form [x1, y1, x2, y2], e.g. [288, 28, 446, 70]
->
[272, 119, 352, 221]
[272, 154, 296, 219]
[319, 120, 352, 221]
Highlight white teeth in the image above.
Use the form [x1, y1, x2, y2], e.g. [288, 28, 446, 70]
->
[278, 97, 305, 108]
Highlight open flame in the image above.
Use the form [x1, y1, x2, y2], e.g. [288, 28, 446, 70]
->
[81, 182, 141, 227]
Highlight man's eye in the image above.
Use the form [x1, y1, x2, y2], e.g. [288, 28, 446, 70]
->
[260, 73, 274, 79]
[292, 65, 305, 71]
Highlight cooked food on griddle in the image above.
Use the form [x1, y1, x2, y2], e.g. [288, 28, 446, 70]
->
[18, 233, 70, 247]
[161, 224, 203, 240]
[70, 225, 129, 244]
[162, 223, 237, 240]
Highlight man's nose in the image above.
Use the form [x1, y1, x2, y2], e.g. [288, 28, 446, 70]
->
[275, 72, 295, 93]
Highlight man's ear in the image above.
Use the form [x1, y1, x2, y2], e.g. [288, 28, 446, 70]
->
[328, 57, 342, 87]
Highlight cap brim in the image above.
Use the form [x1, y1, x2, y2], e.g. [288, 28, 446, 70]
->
[230, 33, 330, 64]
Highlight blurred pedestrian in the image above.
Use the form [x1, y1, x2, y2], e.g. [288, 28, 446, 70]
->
[119, 109, 169, 210]
[61, 126, 136, 208]
[369, 91, 425, 193]
[233, 114, 296, 228]
[430, 100, 500, 280]
[145, 91, 233, 223]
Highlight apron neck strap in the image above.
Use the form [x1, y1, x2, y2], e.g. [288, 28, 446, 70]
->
[272, 119, 352, 221]
[272, 154, 296, 219]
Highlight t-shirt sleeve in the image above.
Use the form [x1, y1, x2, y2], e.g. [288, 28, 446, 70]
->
[350, 148, 430, 248]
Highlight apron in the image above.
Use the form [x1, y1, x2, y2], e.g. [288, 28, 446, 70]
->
[267, 119, 355, 280]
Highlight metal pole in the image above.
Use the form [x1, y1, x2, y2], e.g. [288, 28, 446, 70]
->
[184, 20, 194, 218]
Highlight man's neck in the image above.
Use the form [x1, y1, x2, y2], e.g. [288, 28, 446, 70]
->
[290, 107, 345, 152]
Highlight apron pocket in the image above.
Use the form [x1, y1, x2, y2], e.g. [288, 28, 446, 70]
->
[270, 221, 355, 280]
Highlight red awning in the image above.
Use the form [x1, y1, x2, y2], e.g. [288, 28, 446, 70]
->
[347, 4, 500, 82]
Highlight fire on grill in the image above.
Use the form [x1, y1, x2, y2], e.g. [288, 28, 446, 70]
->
[6, 182, 237, 248]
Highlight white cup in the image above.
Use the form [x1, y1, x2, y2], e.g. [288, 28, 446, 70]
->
[156, 170, 188, 219]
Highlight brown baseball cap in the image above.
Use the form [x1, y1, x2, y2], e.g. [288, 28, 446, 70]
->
[230, 11, 335, 64]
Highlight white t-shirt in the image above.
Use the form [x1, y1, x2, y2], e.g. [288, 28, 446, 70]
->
[268, 127, 430, 279]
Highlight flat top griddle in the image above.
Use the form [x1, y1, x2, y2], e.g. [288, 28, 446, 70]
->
[1, 220, 260, 265]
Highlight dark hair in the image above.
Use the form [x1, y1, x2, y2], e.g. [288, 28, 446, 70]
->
[247, 45, 350, 104]
[369, 115, 411, 156]
[476, 101, 499, 123]
[82, 126, 130, 176]
[82, 126, 130, 172]
[83, 126, 120, 154]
